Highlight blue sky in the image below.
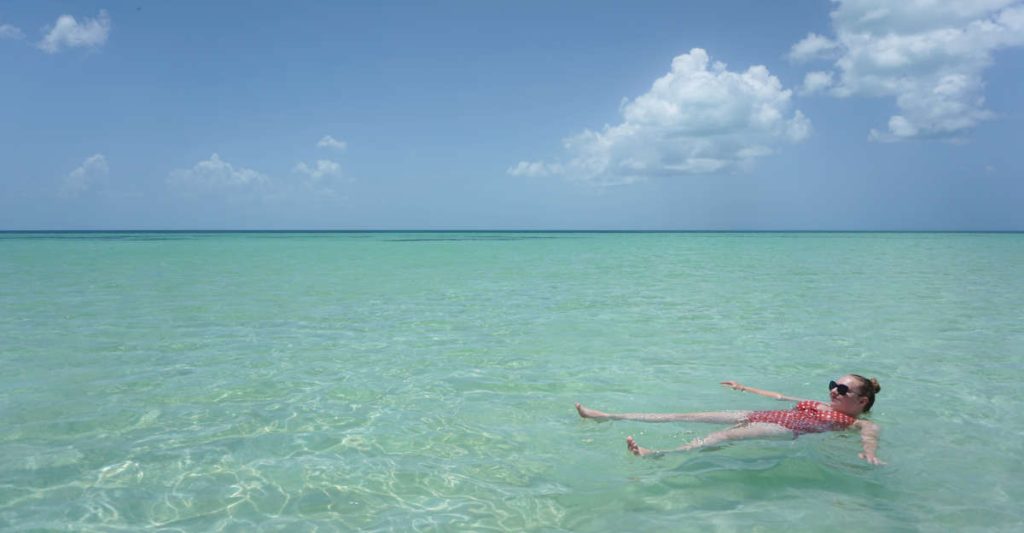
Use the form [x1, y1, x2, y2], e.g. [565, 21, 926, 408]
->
[1, 0, 1022, 230]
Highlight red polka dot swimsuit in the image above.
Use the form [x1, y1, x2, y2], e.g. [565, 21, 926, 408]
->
[746, 401, 857, 435]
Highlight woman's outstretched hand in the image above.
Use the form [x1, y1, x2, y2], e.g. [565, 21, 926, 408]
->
[720, 381, 744, 391]
[859, 452, 886, 465]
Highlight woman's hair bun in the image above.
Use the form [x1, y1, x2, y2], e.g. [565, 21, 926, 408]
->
[869, 377, 881, 394]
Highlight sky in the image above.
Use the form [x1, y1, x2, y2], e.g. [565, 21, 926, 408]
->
[1, 0, 1022, 230]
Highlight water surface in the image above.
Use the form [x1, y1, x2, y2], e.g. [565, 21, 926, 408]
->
[1, 232, 1022, 530]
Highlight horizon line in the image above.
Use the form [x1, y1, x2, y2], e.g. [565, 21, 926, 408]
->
[2, 229, 1023, 234]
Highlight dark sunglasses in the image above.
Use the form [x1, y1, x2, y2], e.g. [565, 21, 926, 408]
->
[829, 380, 853, 396]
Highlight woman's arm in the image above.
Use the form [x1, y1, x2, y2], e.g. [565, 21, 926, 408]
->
[719, 381, 809, 402]
[854, 420, 884, 465]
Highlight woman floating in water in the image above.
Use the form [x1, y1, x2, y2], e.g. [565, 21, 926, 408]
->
[576, 374, 884, 464]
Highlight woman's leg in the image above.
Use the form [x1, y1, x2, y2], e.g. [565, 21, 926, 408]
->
[627, 423, 794, 457]
[576, 403, 750, 424]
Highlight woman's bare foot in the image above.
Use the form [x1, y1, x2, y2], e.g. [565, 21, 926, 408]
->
[576, 402, 609, 420]
[626, 436, 659, 457]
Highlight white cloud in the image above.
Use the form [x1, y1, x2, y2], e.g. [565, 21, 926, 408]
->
[789, 33, 840, 62]
[317, 135, 347, 151]
[0, 23, 24, 40]
[507, 161, 564, 177]
[294, 159, 342, 180]
[792, 0, 1024, 141]
[169, 154, 269, 190]
[801, 71, 835, 94]
[38, 10, 111, 53]
[60, 154, 108, 198]
[292, 159, 347, 197]
[510, 48, 810, 185]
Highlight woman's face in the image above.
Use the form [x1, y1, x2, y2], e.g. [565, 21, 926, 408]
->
[830, 374, 868, 414]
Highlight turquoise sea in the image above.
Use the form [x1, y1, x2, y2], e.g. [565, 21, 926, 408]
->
[1, 232, 1022, 531]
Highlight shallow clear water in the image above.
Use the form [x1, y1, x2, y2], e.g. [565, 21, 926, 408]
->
[1, 232, 1022, 531]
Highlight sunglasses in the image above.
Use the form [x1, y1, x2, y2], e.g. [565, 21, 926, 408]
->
[829, 380, 854, 396]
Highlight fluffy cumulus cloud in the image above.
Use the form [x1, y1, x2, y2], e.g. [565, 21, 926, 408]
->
[790, 0, 1024, 141]
[294, 159, 342, 180]
[509, 49, 809, 184]
[0, 23, 24, 40]
[168, 154, 269, 191]
[292, 159, 347, 197]
[38, 10, 111, 53]
[60, 154, 108, 198]
[788, 33, 841, 62]
[317, 135, 347, 151]
[801, 71, 835, 94]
